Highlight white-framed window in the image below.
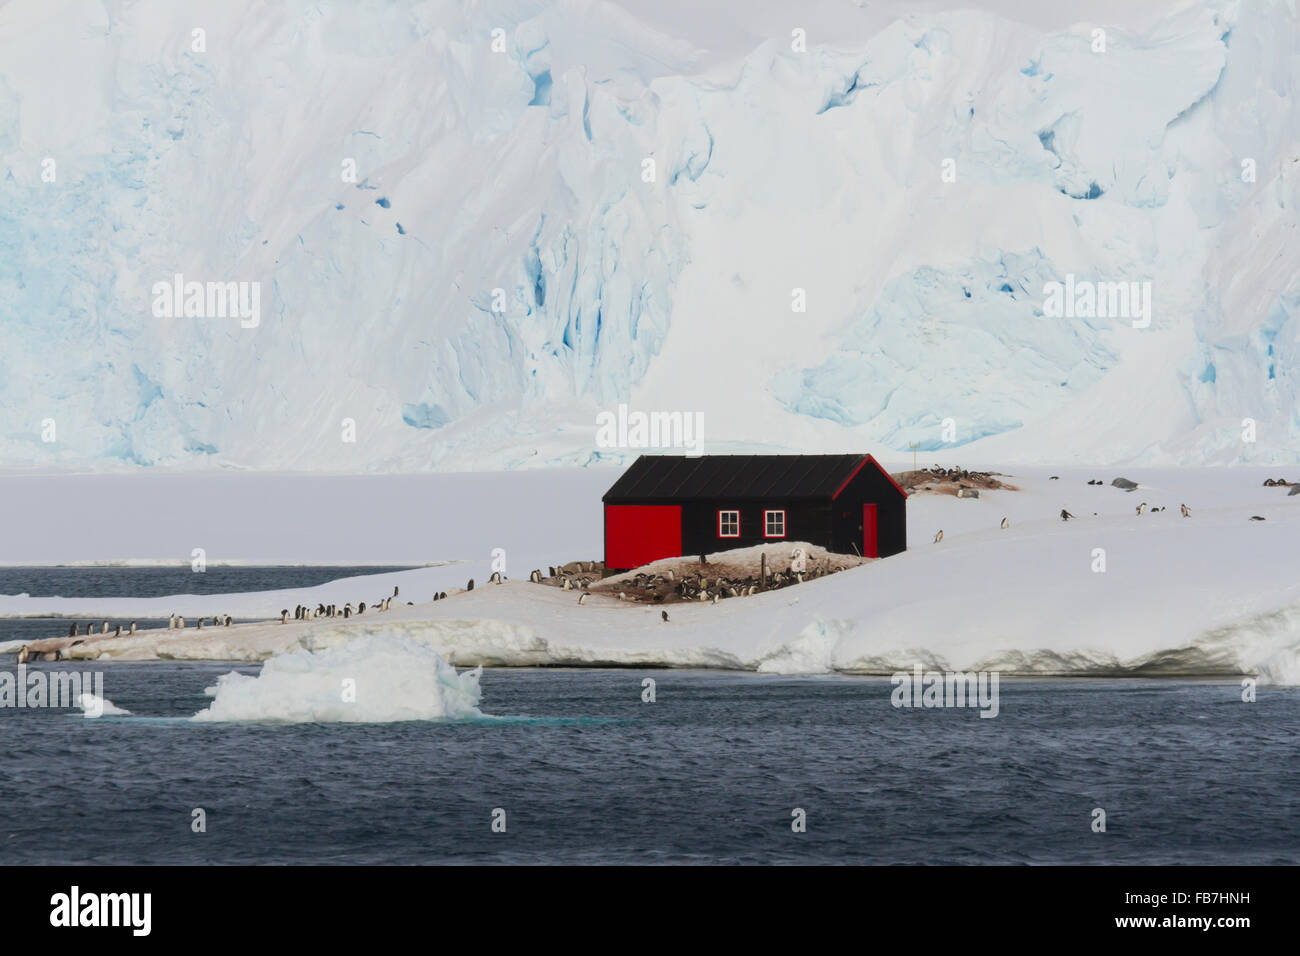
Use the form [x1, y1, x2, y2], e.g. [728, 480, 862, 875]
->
[764, 510, 786, 538]
[718, 510, 740, 538]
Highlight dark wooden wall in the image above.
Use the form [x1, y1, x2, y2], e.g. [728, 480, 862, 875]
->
[828, 464, 908, 557]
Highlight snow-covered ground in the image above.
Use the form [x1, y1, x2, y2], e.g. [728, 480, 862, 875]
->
[5, 465, 1297, 683]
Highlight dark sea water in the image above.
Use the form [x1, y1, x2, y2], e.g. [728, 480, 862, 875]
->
[1, 663, 1296, 865]
[0, 565, 416, 599]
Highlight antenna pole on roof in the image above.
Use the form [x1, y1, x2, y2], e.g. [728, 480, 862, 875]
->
[909, 442, 920, 473]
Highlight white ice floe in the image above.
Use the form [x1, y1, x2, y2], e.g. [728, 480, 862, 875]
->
[76, 693, 131, 717]
[190, 636, 484, 723]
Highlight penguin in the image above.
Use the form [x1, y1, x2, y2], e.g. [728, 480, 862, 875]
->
[577, 592, 587, 606]
[562, 577, 572, 591]
[1049, 476, 1060, 480]
[661, 611, 669, 622]
[197, 618, 204, 629]
[359, 602, 367, 612]
[712, 592, 719, 605]
[438, 592, 446, 601]
[114, 625, 122, 637]
[933, 530, 944, 543]
[68, 624, 77, 637]
[393, 586, 399, 597]
[1249, 515, 1266, 521]
[101, 620, 109, 635]
[530, 569, 542, 583]
[1000, 517, 1009, 529]
[1136, 502, 1147, 516]
[280, 609, 289, 624]
[1180, 504, 1190, 518]
[343, 605, 351, 619]
[178, 616, 185, 628]
[467, 579, 474, 591]
[1060, 509, 1075, 521]
[129, 621, 137, 635]
[490, 571, 502, 585]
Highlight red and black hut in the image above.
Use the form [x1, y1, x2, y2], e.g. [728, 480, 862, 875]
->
[602, 454, 908, 571]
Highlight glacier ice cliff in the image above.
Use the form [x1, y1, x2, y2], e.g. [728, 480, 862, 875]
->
[0, 0, 1296, 470]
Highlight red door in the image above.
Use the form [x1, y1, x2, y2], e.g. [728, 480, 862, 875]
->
[605, 505, 682, 570]
[862, 504, 878, 558]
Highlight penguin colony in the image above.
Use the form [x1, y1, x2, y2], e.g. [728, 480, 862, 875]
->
[557, 552, 855, 606]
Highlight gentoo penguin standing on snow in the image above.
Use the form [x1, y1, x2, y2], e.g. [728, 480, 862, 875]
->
[661, 611, 669, 622]
[577, 592, 587, 606]
[1060, 509, 1075, 521]
[130, 621, 137, 635]
[1000, 517, 1009, 529]
[1180, 504, 1190, 518]
[280, 609, 289, 624]
[113, 625, 122, 637]
[933, 530, 944, 543]
[1136, 502, 1148, 516]
[68, 624, 77, 637]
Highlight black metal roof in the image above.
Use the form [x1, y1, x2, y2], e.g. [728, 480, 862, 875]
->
[603, 454, 877, 502]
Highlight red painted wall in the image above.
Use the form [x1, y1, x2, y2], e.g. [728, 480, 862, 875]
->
[605, 505, 682, 569]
